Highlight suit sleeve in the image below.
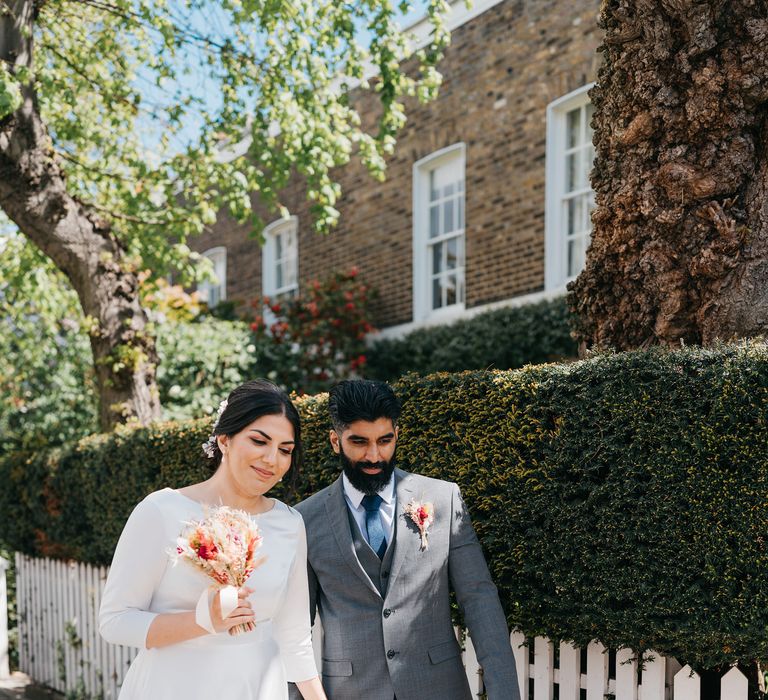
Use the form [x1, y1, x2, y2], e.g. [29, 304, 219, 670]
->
[447, 483, 521, 700]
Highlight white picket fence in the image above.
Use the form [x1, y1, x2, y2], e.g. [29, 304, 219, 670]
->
[11, 553, 750, 699]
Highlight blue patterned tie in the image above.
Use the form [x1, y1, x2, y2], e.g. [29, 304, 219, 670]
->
[361, 494, 387, 559]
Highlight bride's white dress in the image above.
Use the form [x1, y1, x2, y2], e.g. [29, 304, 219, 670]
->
[99, 488, 317, 699]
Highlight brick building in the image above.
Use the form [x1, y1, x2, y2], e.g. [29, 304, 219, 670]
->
[193, 0, 603, 337]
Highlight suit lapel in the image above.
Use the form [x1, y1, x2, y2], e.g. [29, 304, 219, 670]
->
[385, 468, 417, 596]
[325, 476, 382, 599]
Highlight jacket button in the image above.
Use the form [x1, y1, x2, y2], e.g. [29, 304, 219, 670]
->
[381, 571, 389, 578]
[383, 608, 391, 618]
[387, 649, 396, 659]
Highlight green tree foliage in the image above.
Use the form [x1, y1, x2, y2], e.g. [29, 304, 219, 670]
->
[0, 236, 98, 453]
[0, 237, 258, 453]
[7, 0, 450, 248]
[0, 0, 452, 427]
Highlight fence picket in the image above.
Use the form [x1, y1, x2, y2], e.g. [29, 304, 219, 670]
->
[640, 651, 666, 700]
[721, 667, 748, 698]
[557, 642, 580, 700]
[533, 636, 553, 700]
[585, 641, 608, 700]
[13, 555, 24, 674]
[673, 665, 699, 699]
[615, 647, 638, 700]
[510, 629, 528, 700]
[463, 630, 483, 695]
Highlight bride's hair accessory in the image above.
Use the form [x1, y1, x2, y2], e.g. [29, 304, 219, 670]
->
[201, 399, 229, 459]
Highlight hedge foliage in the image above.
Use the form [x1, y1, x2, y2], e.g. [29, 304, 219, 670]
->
[3, 342, 768, 669]
[364, 297, 577, 380]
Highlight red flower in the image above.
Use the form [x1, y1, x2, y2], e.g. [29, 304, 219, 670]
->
[345, 302, 355, 311]
[350, 354, 367, 370]
[349, 266, 359, 277]
[271, 303, 282, 314]
[196, 539, 218, 560]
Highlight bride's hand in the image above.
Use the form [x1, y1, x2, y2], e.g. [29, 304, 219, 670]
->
[210, 586, 255, 633]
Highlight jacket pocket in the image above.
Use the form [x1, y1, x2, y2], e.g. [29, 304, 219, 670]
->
[428, 639, 462, 665]
[322, 659, 353, 677]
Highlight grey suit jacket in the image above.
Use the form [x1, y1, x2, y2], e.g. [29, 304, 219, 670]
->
[290, 468, 520, 700]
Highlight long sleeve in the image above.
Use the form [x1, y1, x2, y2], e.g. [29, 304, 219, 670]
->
[448, 483, 521, 700]
[99, 496, 168, 649]
[273, 515, 319, 683]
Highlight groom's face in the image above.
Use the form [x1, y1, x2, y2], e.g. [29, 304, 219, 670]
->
[330, 417, 398, 495]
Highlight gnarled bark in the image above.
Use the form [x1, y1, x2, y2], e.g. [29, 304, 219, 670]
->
[0, 0, 160, 430]
[569, 0, 768, 349]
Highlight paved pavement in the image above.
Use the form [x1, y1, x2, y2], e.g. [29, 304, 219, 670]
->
[0, 674, 61, 700]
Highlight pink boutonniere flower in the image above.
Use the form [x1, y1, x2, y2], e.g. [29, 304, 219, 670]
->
[404, 499, 435, 551]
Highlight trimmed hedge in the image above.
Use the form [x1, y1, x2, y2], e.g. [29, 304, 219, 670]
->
[3, 342, 768, 669]
[364, 297, 577, 380]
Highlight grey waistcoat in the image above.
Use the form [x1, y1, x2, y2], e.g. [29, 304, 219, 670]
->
[346, 506, 397, 597]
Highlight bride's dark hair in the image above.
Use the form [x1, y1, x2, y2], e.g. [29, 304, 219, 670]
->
[205, 379, 303, 486]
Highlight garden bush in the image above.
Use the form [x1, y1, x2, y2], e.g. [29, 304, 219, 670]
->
[3, 342, 768, 669]
[364, 296, 577, 381]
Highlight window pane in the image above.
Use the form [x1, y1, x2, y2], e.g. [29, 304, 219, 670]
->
[432, 277, 442, 309]
[458, 196, 464, 229]
[430, 171, 439, 201]
[432, 242, 443, 274]
[447, 237, 458, 270]
[580, 147, 592, 189]
[586, 103, 595, 133]
[567, 197, 585, 236]
[443, 182, 455, 198]
[284, 256, 297, 287]
[276, 261, 283, 290]
[275, 232, 283, 259]
[566, 152, 579, 192]
[445, 274, 457, 306]
[568, 236, 586, 278]
[567, 108, 581, 149]
[430, 204, 440, 238]
[443, 198, 454, 234]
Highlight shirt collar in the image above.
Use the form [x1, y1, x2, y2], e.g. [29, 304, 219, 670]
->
[342, 471, 396, 508]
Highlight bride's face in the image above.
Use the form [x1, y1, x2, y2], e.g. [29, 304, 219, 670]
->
[217, 413, 295, 496]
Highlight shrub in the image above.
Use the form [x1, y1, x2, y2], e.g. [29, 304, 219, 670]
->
[249, 268, 375, 394]
[155, 317, 260, 421]
[2, 342, 768, 669]
[364, 297, 577, 380]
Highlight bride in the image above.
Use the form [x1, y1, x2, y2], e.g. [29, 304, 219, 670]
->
[99, 379, 327, 700]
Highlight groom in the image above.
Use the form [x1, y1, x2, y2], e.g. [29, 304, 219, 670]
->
[290, 380, 520, 700]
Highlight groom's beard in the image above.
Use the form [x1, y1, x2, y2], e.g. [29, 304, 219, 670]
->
[339, 447, 396, 495]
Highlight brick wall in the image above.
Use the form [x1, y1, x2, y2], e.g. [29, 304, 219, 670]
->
[191, 0, 603, 328]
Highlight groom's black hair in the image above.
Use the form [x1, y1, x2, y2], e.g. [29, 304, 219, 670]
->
[328, 379, 401, 432]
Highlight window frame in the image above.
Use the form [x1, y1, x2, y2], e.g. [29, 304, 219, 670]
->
[261, 216, 299, 300]
[544, 83, 596, 291]
[412, 142, 467, 323]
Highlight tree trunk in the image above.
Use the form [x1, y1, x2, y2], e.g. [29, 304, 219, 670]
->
[568, 0, 768, 349]
[0, 0, 161, 430]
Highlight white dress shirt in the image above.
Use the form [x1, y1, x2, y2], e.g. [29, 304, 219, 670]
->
[342, 472, 396, 547]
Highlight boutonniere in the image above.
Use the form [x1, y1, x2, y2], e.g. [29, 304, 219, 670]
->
[403, 500, 434, 551]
